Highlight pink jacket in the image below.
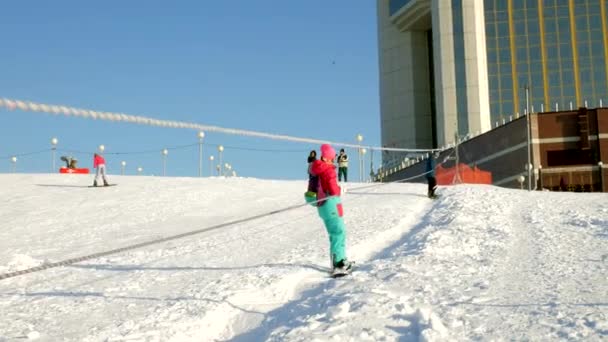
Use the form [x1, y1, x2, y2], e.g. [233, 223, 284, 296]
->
[311, 160, 341, 197]
[93, 155, 105, 168]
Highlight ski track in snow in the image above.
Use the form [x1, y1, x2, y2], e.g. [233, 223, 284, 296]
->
[0, 174, 607, 341]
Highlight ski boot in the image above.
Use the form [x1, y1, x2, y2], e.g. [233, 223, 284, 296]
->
[331, 259, 354, 278]
[93, 180, 98, 187]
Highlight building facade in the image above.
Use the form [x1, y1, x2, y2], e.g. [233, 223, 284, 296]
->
[377, 107, 608, 192]
[378, 0, 608, 163]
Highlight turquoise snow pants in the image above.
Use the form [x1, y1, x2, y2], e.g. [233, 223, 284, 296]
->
[316, 196, 347, 265]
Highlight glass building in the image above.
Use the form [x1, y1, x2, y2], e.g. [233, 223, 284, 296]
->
[377, 0, 608, 153]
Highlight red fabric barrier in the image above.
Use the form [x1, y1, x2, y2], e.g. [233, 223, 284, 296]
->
[435, 163, 492, 185]
[59, 167, 90, 174]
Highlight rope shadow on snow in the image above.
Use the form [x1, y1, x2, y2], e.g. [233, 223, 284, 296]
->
[71, 263, 331, 274]
[35, 184, 91, 188]
[0, 291, 264, 315]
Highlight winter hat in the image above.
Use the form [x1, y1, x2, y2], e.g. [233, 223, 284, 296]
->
[320, 144, 336, 160]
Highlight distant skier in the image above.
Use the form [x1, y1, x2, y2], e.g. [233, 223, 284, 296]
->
[93, 153, 110, 187]
[426, 153, 438, 198]
[310, 144, 352, 277]
[337, 149, 348, 182]
[305, 150, 319, 204]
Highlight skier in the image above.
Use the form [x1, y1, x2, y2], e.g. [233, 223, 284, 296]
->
[305, 150, 319, 204]
[311, 144, 352, 277]
[426, 153, 438, 198]
[337, 149, 348, 182]
[93, 153, 110, 187]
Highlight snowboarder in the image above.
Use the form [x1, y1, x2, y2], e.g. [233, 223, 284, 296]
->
[310, 144, 352, 277]
[93, 153, 110, 187]
[305, 150, 319, 205]
[426, 153, 438, 198]
[337, 149, 348, 182]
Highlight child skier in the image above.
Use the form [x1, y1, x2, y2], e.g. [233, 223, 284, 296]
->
[93, 153, 110, 187]
[305, 150, 319, 201]
[310, 144, 352, 276]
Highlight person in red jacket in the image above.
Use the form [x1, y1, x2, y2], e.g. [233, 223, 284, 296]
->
[310, 143, 352, 276]
[93, 153, 110, 187]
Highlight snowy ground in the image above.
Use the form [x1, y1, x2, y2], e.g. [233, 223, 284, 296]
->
[0, 174, 606, 341]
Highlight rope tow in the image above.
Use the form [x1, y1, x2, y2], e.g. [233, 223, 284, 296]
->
[0, 97, 442, 153]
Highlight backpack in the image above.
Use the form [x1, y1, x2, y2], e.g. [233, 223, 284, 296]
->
[304, 163, 324, 207]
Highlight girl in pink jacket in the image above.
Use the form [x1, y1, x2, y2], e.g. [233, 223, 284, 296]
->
[93, 153, 110, 187]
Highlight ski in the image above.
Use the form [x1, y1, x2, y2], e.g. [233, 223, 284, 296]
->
[88, 184, 117, 188]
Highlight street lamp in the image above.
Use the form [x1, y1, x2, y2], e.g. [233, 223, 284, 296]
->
[198, 131, 205, 177]
[225, 163, 231, 176]
[518, 175, 525, 190]
[10, 156, 17, 173]
[218, 145, 224, 176]
[51, 137, 58, 172]
[137, 166, 143, 175]
[209, 155, 215, 176]
[361, 148, 367, 182]
[356, 134, 364, 182]
[121, 161, 126, 175]
[98, 144, 105, 153]
[599, 161, 604, 192]
[162, 148, 168, 176]
[232, 170, 237, 177]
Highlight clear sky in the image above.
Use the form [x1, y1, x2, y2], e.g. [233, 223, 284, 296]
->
[0, 1, 381, 181]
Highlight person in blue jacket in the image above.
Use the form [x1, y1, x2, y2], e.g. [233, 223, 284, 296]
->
[426, 153, 438, 198]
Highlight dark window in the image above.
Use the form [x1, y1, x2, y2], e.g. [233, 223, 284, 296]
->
[547, 149, 593, 166]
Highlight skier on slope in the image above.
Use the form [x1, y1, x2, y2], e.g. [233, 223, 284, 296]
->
[426, 152, 438, 198]
[93, 153, 110, 187]
[310, 144, 352, 276]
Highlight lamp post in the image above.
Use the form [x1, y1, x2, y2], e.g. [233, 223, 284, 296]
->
[137, 166, 143, 175]
[218, 145, 224, 176]
[232, 170, 237, 177]
[98, 144, 105, 154]
[10, 156, 17, 173]
[162, 148, 168, 176]
[121, 161, 126, 175]
[224, 163, 231, 176]
[521, 84, 533, 191]
[356, 134, 363, 182]
[198, 131, 205, 177]
[361, 148, 367, 182]
[216, 164, 221, 176]
[518, 174, 525, 190]
[599, 161, 604, 192]
[538, 164, 543, 190]
[51, 137, 58, 172]
[209, 155, 215, 176]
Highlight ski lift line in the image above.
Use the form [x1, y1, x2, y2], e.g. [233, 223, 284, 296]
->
[0, 164, 439, 282]
[0, 97, 440, 153]
[0, 148, 51, 160]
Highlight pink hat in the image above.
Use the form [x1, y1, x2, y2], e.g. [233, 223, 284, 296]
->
[320, 144, 336, 160]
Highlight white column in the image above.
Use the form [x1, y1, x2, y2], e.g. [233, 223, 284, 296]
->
[462, 0, 491, 134]
[431, 0, 458, 146]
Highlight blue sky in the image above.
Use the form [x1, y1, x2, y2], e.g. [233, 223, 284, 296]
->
[0, 1, 381, 180]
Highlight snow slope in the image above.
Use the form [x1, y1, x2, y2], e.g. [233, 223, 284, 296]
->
[0, 174, 606, 341]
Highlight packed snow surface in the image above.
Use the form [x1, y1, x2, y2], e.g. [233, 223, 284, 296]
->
[0, 174, 606, 341]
